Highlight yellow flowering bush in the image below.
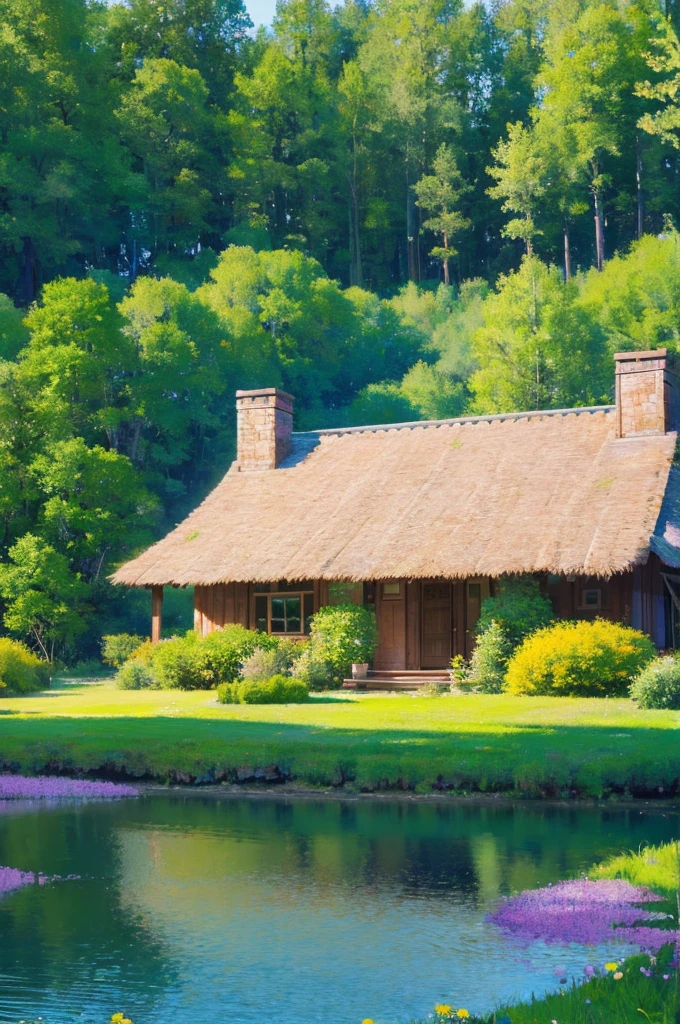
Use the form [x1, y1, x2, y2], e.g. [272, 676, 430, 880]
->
[505, 619, 655, 697]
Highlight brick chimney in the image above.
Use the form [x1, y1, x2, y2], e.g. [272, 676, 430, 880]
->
[235, 388, 294, 471]
[614, 349, 679, 437]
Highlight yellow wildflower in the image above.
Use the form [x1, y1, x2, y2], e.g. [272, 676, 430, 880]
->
[434, 1006, 452, 1017]
[614, 972, 623, 981]
[457, 1012, 470, 1020]
[604, 963, 618, 972]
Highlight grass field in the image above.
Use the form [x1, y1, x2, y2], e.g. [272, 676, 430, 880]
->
[1, 678, 680, 797]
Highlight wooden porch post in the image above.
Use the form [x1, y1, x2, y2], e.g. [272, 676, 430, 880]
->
[151, 585, 163, 643]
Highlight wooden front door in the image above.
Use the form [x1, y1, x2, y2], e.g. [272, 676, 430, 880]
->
[421, 582, 452, 668]
[374, 581, 407, 670]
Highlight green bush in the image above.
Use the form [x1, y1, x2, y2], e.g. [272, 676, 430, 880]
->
[198, 625, 276, 685]
[217, 674, 309, 705]
[293, 644, 335, 690]
[477, 576, 554, 649]
[117, 660, 157, 690]
[63, 658, 110, 678]
[630, 656, 680, 710]
[144, 633, 206, 689]
[301, 604, 378, 687]
[240, 639, 303, 681]
[102, 633, 145, 668]
[506, 619, 656, 697]
[118, 626, 276, 690]
[463, 621, 512, 693]
[0, 638, 50, 694]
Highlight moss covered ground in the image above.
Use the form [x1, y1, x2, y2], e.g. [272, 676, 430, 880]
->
[1, 679, 680, 797]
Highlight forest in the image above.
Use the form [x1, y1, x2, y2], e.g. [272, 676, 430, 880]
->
[3, 0, 680, 659]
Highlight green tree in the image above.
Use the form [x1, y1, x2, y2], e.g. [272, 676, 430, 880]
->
[487, 121, 546, 256]
[414, 144, 470, 285]
[115, 58, 221, 264]
[106, 0, 251, 104]
[16, 278, 134, 450]
[30, 439, 157, 582]
[0, 0, 135, 300]
[229, 0, 341, 270]
[638, 20, 680, 148]
[577, 229, 680, 354]
[534, 2, 653, 270]
[0, 534, 89, 660]
[470, 256, 609, 413]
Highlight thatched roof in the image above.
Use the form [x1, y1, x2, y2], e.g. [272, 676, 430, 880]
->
[113, 406, 679, 586]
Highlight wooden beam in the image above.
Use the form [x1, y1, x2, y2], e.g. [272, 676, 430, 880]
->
[151, 585, 163, 643]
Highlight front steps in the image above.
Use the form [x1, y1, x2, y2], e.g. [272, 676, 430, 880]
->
[342, 669, 451, 692]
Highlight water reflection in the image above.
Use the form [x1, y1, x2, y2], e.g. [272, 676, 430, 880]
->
[0, 795, 676, 1024]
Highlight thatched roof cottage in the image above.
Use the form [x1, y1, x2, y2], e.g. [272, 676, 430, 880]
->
[113, 349, 680, 682]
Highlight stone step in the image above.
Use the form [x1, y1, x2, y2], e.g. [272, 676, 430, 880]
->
[342, 674, 450, 692]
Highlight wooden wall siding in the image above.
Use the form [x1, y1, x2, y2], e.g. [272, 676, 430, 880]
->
[194, 583, 250, 635]
[547, 573, 634, 627]
[632, 556, 666, 647]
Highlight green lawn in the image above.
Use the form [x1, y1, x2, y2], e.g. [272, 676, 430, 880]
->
[1, 679, 680, 797]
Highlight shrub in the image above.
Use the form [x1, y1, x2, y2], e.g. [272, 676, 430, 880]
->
[102, 634, 145, 668]
[0, 638, 50, 695]
[119, 626, 277, 690]
[463, 621, 512, 693]
[630, 656, 680, 709]
[64, 658, 110, 678]
[506, 619, 656, 697]
[145, 633, 206, 689]
[293, 644, 335, 691]
[303, 604, 378, 687]
[217, 674, 309, 705]
[477, 576, 554, 649]
[240, 639, 302, 681]
[198, 625, 275, 686]
[117, 660, 157, 690]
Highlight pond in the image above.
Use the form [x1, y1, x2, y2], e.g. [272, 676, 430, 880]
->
[0, 794, 677, 1024]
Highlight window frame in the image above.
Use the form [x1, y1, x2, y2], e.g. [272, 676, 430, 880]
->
[578, 587, 602, 611]
[255, 591, 314, 637]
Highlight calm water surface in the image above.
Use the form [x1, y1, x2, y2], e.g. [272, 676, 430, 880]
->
[0, 795, 677, 1024]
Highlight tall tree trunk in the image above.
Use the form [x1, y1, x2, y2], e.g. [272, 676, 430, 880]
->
[442, 231, 450, 286]
[353, 196, 363, 288]
[406, 164, 417, 282]
[348, 125, 363, 288]
[19, 236, 36, 304]
[564, 222, 572, 281]
[593, 189, 605, 271]
[636, 135, 644, 240]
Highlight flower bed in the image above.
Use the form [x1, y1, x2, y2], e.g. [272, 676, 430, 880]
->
[0, 774, 138, 800]
[487, 877, 678, 952]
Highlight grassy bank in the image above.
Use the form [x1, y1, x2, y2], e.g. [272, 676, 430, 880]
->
[489, 841, 680, 1023]
[1, 679, 680, 798]
[406, 841, 680, 1024]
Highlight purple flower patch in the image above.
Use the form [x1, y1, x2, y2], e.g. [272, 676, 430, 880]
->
[0, 775, 138, 801]
[0, 866, 37, 895]
[0, 865, 79, 895]
[488, 879, 678, 953]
